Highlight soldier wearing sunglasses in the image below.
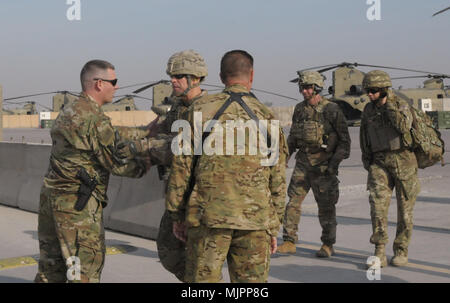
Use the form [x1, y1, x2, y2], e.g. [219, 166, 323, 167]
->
[155, 50, 208, 282]
[360, 70, 419, 268]
[34, 59, 158, 283]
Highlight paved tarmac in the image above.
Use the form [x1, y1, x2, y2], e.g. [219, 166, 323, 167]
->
[0, 127, 449, 283]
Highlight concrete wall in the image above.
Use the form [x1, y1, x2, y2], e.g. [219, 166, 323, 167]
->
[271, 106, 294, 127]
[105, 111, 158, 127]
[2, 115, 39, 128]
[2, 111, 158, 129]
[0, 142, 165, 240]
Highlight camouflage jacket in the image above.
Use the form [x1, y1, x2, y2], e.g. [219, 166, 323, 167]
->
[153, 91, 208, 169]
[287, 97, 351, 167]
[360, 91, 414, 170]
[166, 84, 288, 236]
[158, 90, 208, 137]
[43, 93, 150, 206]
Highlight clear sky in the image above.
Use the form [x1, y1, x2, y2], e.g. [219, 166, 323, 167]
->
[1, 0, 449, 110]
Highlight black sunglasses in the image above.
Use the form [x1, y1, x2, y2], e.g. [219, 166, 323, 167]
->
[172, 74, 187, 80]
[366, 87, 381, 94]
[94, 78, 118, 86]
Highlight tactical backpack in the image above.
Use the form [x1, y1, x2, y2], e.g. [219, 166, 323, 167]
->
[409, 106, 445, 169]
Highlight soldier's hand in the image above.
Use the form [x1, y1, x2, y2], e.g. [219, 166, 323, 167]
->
[270, 237, 278, 254]
[116, 141, 133, 159]
[173, 221, 187, 243]
[326, 160, 339, 176]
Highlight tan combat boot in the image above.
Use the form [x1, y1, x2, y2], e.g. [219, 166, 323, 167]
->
[367, 245, 387, 269]
[316, 244, 335, 258]
[277, 241, 296, 254]
[391, 250, 408, 267]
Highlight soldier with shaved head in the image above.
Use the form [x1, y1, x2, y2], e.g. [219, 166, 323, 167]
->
[166, 50, 288, 282]
[34, 59, 158, 283]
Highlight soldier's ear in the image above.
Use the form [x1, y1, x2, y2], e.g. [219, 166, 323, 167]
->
[219, 72, 225, 84]
[249, 69, 254, 84]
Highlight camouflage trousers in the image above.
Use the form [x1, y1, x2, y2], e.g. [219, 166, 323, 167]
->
[367, 154, 419, 255]
[185, 225, 271, 283]
[284, 160, 339, 245]
[156, 210, 186, 282]
[34, 186, 105, 283]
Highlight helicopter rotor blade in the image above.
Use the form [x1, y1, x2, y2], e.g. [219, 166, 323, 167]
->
[132, 80, 171, 94]
[4, 91, 60, 101]
[355, 63, 444, 75]
[295, 61, 446, 77]
[317, 62, 362, 73]
[113, 94, 153, 104]
[297, 63, 339, 73]
[290, 63, 344, 82]
[391, 74, 450, 80]
[432, 6, 450, 17]
[201, 83, 297, 101]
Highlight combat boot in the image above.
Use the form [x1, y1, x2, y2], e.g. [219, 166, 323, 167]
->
[277, 241, 296, 254]
[390, 250, 408, 267]
[316, 244, 335, 258]
[367, 245, 387, 269]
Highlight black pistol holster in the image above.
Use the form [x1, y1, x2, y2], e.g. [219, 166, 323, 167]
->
[75, 167, 98, 211]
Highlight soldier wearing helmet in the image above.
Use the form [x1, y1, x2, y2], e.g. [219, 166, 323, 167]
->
[277, 70, 351, 258]
[360, 70, 419, 268]
[155, 50, 208, 282]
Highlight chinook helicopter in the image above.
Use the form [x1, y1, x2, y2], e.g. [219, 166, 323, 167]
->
[2, 101, 40, 115]
[290, 62, 450, 125]
[133, 79, 297, 116]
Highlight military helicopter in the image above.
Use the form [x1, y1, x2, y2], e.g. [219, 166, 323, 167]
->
[2, 101, 40, 115]
[290, 62, 450, 125]
[133, 79, 297, 116]
[51, 91, 80, 112]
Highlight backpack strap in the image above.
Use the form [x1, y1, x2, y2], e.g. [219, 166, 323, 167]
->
[203, 91, 271, 148]
[183, 91, 272, 204]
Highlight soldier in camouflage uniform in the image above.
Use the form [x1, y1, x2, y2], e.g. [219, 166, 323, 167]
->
[166, 50, 288, 282]
[34, 60, 157, 283]
[155, 50, 208, 282]
[360, 70, 419, 267]
[277, 71, 351, 258]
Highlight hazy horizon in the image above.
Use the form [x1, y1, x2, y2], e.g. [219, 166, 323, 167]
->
[1, 0, 449, 110]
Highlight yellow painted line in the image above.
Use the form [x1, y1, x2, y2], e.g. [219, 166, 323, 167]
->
[0, 245, 136, 271]
[0, 256, 38, 271]
[297, 243, 450, 275]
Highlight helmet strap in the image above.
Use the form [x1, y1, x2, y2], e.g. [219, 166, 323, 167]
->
[181, 75, 201, 97]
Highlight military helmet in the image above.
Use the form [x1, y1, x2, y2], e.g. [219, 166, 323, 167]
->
[362, 70, 392, 89]
[166, 50, 208, 78]
[297, 70, 325, 88]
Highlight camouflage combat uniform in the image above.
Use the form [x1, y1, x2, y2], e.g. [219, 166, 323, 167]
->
[360, 91, 420, 258]
[284, 97, 350, 246]
[155, 91, 207, 282]
[34, 93, 152, 283]
[166, 84, 288, 282]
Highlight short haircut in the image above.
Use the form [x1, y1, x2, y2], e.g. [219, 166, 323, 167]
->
[220, 50, 254, 81]
[80, 59, 115, 90]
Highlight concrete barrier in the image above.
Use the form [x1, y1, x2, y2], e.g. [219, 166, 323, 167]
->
[0, 142, 34, 208]
[106, 171, 165, 239]
[16, 144, 51, 213]
[0, 142, 165, 240]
